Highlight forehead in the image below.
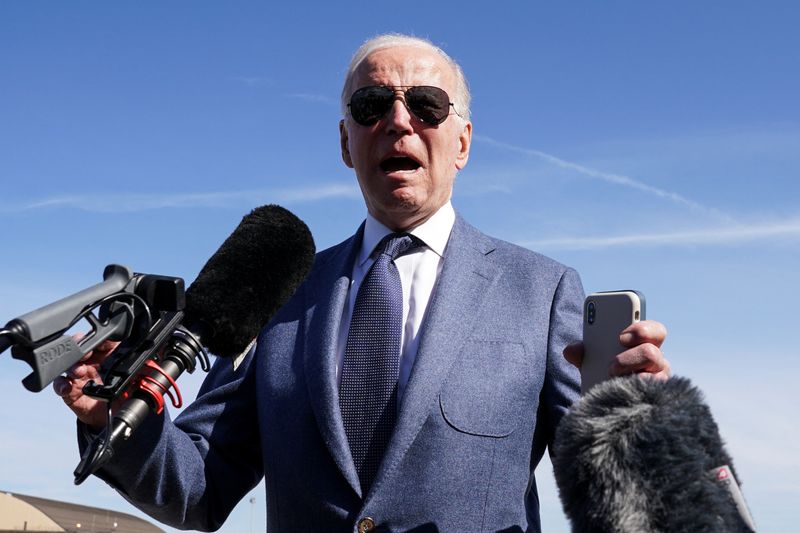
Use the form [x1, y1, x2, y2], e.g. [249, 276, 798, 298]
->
[351, 45, 455, 92]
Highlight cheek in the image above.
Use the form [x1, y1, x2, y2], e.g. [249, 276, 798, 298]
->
[427, 139, 460, 177]
[430, 134, 460, 165]
[348, 131, 373, 165]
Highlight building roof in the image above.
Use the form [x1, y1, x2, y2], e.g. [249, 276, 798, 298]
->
[0, 491, 164, 533]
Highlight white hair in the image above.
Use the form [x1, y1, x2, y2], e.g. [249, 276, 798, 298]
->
[341, 33, 472, 123]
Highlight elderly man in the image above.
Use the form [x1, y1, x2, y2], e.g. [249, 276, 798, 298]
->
[56, 34, 668, 532]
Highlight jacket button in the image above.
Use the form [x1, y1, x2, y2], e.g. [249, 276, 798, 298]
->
[357, 517, 376, 532]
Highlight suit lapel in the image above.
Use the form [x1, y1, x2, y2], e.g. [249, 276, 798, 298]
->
[303, 227, 363, 496]
[375, 216, 501, 489]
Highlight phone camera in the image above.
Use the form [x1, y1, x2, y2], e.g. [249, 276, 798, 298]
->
[587, 301, 596, 325]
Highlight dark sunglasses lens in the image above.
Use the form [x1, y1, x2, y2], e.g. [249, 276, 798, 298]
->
[350, 86, 394, 125]
[406, 86, 451, 125]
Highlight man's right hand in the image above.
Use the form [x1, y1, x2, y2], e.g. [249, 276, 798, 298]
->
[53, 339, 120, 430]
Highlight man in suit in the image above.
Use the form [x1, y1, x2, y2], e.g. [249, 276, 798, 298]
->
[55, 34, 669, 531]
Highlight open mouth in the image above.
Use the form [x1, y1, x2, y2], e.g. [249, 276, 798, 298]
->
[379, 156, 421, 173]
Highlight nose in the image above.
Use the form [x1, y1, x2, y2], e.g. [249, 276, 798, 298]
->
[383, 91, 414, 134]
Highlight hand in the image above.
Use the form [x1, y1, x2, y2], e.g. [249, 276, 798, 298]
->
[52, 339, 120, 429]
[563, 320, 670, 380]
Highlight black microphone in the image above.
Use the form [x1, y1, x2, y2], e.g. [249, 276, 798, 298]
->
[74, 204, 316, 483]
[183, 203, 316, 358]
[551, 376, 756, 532]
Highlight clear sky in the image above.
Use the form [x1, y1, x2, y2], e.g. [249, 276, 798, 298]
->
[1, 2, 798, 531]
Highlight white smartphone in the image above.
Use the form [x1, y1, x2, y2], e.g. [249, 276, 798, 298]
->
[580, 290, 646, 394]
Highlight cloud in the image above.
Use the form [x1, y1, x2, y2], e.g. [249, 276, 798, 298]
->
[0, 184, 362, 214]
[473, 134, 732, 220]
[519, 218, 800, 250]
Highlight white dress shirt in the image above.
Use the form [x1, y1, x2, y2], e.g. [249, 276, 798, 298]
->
[336, 202, 456, 403]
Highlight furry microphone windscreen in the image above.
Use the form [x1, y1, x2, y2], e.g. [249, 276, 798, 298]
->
[552, 376, 754, 533]
[184, 205, 315, 358]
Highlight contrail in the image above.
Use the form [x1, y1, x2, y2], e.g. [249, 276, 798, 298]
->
[519, 218, 800, 250]
[0, 184, 362, 214]
[473, 134, 732, 220]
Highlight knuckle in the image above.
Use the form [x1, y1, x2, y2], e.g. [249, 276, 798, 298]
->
[639, 343, 661, 362]
[644, 320, 667, 342]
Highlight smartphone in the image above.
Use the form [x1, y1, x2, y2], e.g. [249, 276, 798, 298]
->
[580, 290, 646, 394]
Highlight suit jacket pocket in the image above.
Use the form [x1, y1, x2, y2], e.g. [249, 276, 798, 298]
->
[439, 340, 533, 437]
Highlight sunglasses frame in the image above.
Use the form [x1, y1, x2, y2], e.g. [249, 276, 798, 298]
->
[347, 85, 458, 126]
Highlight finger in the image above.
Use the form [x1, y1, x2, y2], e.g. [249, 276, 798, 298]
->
[562, 342, 585, 368]
[94, 339, 120, 354]
[611, 342, 670, 377]
[619, 320, 667, 349]
[81, 339, 121, 364]
[52, 376, 73, 397]
[53, 365, 111, 429]
[54, 378, 87, 409]
[59, 363, 101, 401]
[65, 362, 102, 382]
[53, 375, 106, 424]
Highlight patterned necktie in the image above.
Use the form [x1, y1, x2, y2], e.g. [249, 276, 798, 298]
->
[340, 232, 418, 494]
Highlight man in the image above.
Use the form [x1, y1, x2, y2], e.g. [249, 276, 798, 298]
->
[55, 34, 668, 531]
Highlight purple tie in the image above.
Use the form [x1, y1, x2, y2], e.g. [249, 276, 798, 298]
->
[340, 233, 418, 493]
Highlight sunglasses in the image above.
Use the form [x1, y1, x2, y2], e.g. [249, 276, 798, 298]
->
[348, 85, 457, 126]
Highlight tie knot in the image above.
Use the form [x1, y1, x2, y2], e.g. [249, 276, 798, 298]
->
[374, 233, 419, 261]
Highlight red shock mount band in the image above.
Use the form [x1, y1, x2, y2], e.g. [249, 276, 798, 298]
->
[134, 359, 183, 415]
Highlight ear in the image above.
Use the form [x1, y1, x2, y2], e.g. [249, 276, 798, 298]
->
[454, 120, 472, 170]
[340, 120, 354, 168]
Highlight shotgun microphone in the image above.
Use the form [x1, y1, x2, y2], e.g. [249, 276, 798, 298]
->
[552, 376, 755, 532]
[73, 204, 316, 483]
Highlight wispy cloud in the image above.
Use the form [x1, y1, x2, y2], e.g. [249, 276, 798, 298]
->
[0, 184, 361, 214]
[285, 93, 337, 105]
[520, 218, 800, 250]
[473, 134, 732, 220]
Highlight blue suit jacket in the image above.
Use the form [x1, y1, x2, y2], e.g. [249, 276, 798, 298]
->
[93, 214, 583, 532]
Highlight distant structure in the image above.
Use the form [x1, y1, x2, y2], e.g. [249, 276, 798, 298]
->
[0, 491, 164, 533]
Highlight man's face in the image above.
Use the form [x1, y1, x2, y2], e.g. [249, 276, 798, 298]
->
[340, 45, 472, 231]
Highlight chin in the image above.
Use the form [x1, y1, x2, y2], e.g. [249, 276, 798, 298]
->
[371, 206, 420, 231]
[384, 188, 419, 210]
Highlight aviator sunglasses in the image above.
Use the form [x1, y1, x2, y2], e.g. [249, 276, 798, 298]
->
[348, 85, 457, 126]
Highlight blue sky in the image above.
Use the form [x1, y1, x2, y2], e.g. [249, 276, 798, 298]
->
[1, 2, 798, 531]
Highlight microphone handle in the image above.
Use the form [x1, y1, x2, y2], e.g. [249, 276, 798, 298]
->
[0, 331, 14, 354]
[74, 348, 193, 484]
[114, 357, 186, 437]
[11, 265, 133, 343]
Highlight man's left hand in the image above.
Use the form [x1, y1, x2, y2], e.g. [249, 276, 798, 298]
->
[563, 320, 670, 380]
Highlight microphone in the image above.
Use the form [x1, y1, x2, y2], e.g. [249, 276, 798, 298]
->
[183, 203, 315, 358]
[551, 376, 756, 532]
[73, 204, 315, 483]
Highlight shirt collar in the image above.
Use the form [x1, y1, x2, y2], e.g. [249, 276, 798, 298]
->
[357, 202, 456, 267]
